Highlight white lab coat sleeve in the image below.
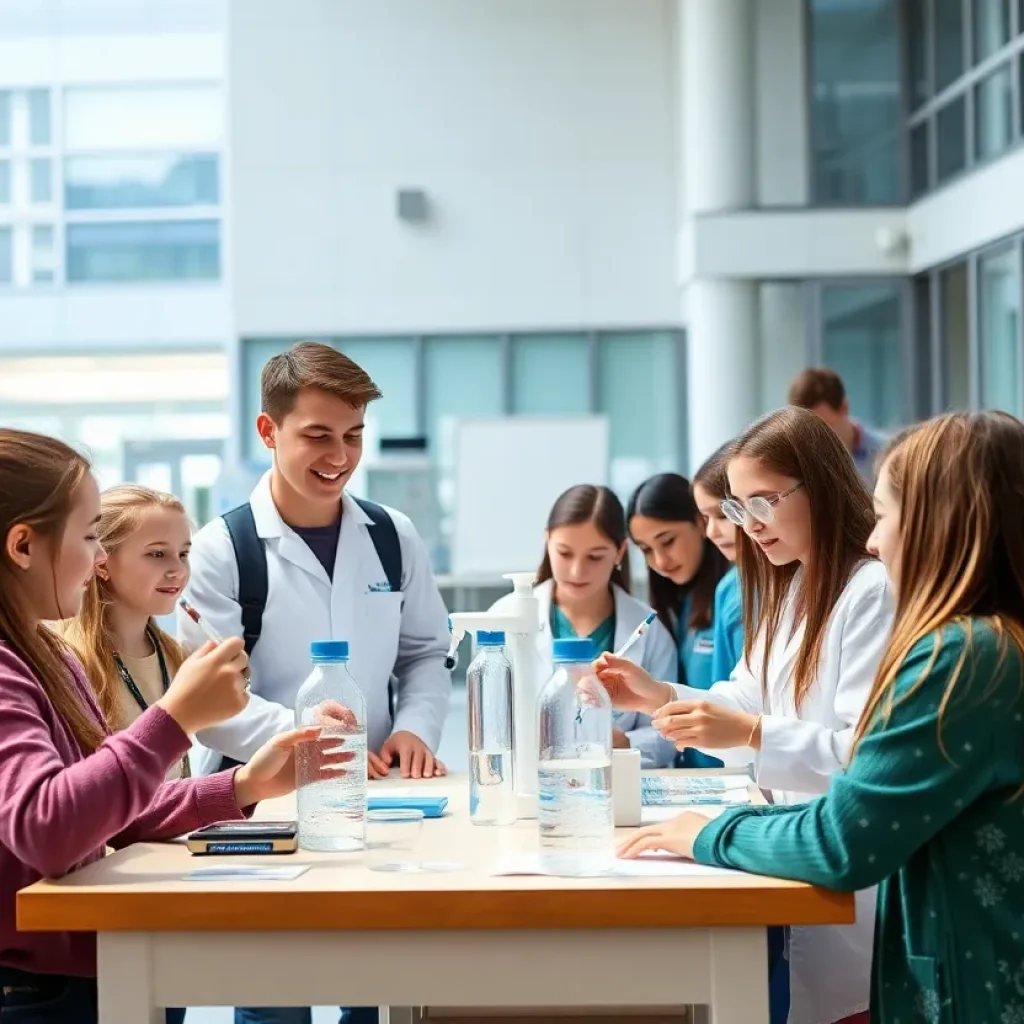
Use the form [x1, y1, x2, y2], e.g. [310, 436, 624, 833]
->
[624, 618, 679, 768]
[388, 517, 451, 751]
[755, 575, 892, 794]
[177, 520, 294, 767]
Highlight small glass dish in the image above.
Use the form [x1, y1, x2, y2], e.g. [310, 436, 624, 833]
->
[363, 808, 462, 873]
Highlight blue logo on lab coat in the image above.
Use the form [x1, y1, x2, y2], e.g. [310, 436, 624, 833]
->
[368, 581, 393, 593]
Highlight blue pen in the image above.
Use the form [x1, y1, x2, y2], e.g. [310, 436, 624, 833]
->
[614, 611, 657, 658]
[443, 616, 458, 670]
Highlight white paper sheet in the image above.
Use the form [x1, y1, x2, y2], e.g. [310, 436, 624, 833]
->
[490, 851, 739, 878]
[183, 864, 311, 881]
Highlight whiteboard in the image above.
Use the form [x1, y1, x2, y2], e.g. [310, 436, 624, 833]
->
[451, 416, 610, 576]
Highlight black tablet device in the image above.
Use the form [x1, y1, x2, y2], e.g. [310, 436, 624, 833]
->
[186, 820, 298, 855]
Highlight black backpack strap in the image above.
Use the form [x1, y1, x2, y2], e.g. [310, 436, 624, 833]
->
[221, 502, 268, 658]
[354, 498, 403, 594]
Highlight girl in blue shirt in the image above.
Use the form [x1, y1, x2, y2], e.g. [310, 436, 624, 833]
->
[692, 444, 745, 684]
[627, 472, 730, 769]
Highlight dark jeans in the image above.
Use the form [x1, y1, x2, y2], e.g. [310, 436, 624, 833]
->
[767, 925, 791, 1024]
[235, 1010, 379, 1024]
[0, 967, 185, 1024]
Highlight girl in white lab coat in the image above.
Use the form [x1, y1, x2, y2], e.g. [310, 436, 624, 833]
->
[596, 406, 894, 1024]
[491, 484, 677, 767]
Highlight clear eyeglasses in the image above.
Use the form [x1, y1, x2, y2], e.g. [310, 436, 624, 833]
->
[720, 482, 803, 527]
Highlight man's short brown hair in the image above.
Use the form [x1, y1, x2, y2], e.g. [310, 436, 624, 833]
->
[261, 341, 382, 422]
[787, 367, 847, 411]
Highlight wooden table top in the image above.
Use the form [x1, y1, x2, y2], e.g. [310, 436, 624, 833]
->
[18, 773, 854, 933]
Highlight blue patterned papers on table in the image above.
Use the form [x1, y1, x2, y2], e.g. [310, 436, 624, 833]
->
[640, 774, 754, 807]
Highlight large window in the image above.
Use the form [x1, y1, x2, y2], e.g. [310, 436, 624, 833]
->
[907, 0, 1024, 192]
[916, 237, 1024, 418]
[64, 154, 219, 210]
[809, 0, 902, 204]
[65, 220, 220, 283]
[820, 284, 905, 427]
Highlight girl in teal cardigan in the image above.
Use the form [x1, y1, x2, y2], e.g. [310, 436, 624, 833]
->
[617, 411, 1024, 1024]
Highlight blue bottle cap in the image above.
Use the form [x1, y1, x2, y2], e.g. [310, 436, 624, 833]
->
[552, 637, 596, 663]
[476, 630, 506, 646]
[310, 640, 349, 661]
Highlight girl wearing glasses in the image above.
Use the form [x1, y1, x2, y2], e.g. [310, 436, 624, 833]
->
[597, 406, 894, 1024]
[619, 411, 1024, 1024]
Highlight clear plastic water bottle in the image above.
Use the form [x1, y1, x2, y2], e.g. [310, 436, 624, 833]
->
[294, 640, 367, 852]
[537, 637, 614, 876]
[466, 630, 515, 826]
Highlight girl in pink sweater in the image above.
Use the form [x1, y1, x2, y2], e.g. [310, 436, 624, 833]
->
[0, 429, 348, 1023]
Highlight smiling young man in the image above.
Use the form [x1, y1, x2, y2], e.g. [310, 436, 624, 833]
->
[180, 342, 452, 786]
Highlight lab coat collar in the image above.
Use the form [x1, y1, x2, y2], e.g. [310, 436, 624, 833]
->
[533, 578, 644, 653]
[247, 471, 373, 584]
[248, 471, 373, 539]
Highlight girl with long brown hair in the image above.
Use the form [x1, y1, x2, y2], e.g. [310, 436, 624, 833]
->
[617, 410, 1024, 1024]
[61, 485, 192, 777]
[0, 429, 344, 1024]
[598, 407, 894, 1024]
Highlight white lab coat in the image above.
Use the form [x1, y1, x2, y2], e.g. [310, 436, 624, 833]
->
[490, 579, 678, 768]
[674, 559, 893, 1024]
[179, 472, 451, 776]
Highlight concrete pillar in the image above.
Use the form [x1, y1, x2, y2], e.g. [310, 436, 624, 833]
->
[681, 0, 760, 469]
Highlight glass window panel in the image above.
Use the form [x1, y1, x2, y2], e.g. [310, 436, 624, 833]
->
[597, 332, 680, 495]
[906, 0, 929, 108]
[0, 160, 10, 203]
[339, 337, 419, 439]
[65, 220, 220, 283]
[936, 96, 967, 182]
[974, 0, 1010, 62]
[912, 275, 934, 418]
[32, 224, 53, 252]
[424, 337, 502, 453]
[940, 262, 970, 409]
[979, 246, 1022, 414]
[975, 65, 1014, 160]
[64, 154, 219, 210]
[0, 92, 10, 146]
[910, 120, 930, 196]
[809, 0, 902, 204]
[63, 86, 223, 150]
[511, 334, 589, 414]
[934, 0, 965, 90]
[240, 338, 287, 462]
[30, 157, 51, 203]
[0, 228, 12, 284]
[821, 284, 904, 428]
[27, 88, 50, 145]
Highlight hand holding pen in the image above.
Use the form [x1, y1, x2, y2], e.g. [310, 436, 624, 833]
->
[179, 598, 252, 684]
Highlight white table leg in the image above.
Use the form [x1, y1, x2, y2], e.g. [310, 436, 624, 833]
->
[97, 933, 161, 1024]
[706, 928, 768, 1024]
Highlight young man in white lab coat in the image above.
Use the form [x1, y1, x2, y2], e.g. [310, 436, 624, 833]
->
[180, 341, 452, 784]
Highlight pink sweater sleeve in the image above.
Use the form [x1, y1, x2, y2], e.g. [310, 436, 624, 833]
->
[0, 646, 246, 878]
